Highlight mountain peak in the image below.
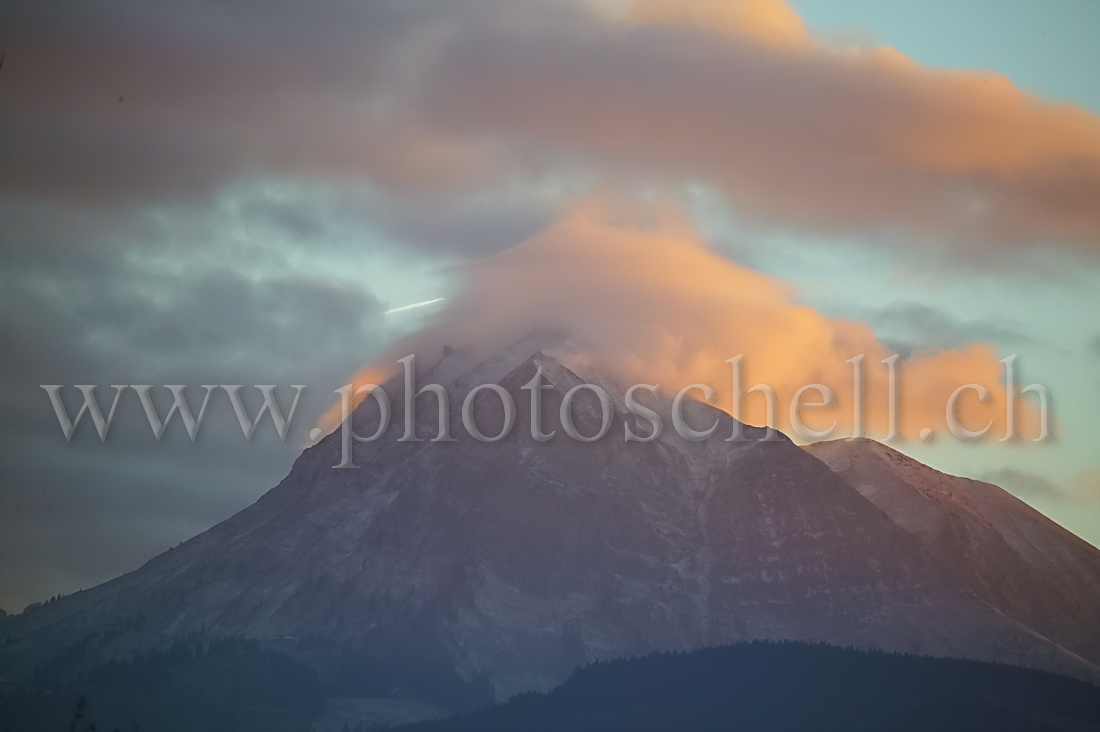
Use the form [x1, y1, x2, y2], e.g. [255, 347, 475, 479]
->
[3, 346, 1099, 714]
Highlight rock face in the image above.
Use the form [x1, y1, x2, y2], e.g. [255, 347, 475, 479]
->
[806, 438, 1100, 669]
[2, 339, 1098, 706]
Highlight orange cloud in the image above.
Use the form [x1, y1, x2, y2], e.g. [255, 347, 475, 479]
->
[410, 0, 1100, 252]
[315, 367, 395, 437]
[629, 0, 809, 47]
[323, 198, 1042, 441]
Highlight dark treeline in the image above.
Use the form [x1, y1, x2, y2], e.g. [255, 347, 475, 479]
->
[395, 641, 1100, 732]
[3, 639, 1099, 731]
[0, 636, 324, 732]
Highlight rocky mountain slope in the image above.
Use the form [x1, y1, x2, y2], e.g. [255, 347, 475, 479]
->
[807, 438, 1100, 668]
[2, 339, 1097, 710]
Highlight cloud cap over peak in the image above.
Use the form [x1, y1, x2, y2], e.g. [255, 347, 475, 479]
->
[327, 197, 1042, 440]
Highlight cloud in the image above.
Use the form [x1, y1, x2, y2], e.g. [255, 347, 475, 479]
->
[4, 0, 1100, 255]
[330, 197, 1041, 440]
[0, 196, 394, 612]
[844, 302, 1033, 357]
[359, 191, 560, 257]
[409, 0, 1100, 253]
[0, 0, 483, 204]
[983, 468, 1100, 504]
[628, 0, 809, 44]
[981, 468, 1065, 501]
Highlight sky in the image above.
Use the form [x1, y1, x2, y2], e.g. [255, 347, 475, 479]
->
[1, 0, 1098, 612]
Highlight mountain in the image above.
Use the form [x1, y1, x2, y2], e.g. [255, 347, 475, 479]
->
[806, 438, 1100, 668]
[1, 336, 1098, 723]
[394, 641, 1100, 732]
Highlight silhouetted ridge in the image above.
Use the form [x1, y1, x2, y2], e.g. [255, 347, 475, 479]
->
[396, 641, 1100, 732]
[0, 636, 324, 732]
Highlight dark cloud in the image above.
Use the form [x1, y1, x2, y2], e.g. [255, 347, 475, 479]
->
[0, 0, 464, 204]
[4, 0, 1100, 255]
[239, 187, 559, 257]
[0, 437, 281, 612]
[0, 195, 391, 611]
[850, 302, 1034, 357]
[980, 469, 1065, 501]
[366, 194, 558, 256]
[404, 2, 1100, 253]
[809, 298, 1035, 359]
[981, 468, 1100, 507]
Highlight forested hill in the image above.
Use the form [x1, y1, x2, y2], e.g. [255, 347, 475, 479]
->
[396, 641, 1100, 732]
